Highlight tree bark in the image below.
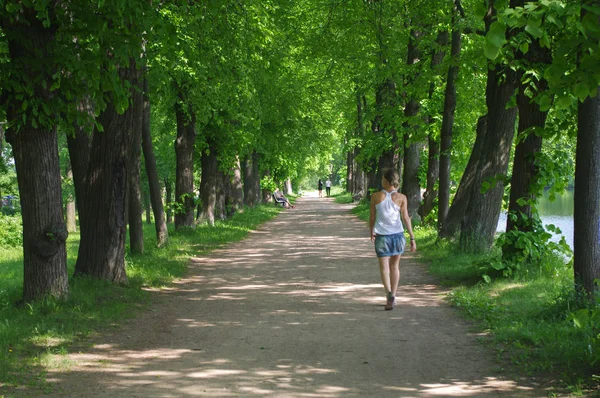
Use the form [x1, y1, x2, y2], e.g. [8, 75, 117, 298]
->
[144, 190, 152, 224]
[174, 91, 197, 230]
[438, 22, 462, 230]
[284, 178, 293, 195]
[575, 92, 600, 297]
[439, 116, 487, 238]
[74, 61, 142, 282]
[574, 2, 600, 297]
[1, 8, 69, 302]
[198, 137, 217, 226]
[402, 30, 424, 221]
[419, 31, 448, 220]
[459, 65, 518, 252]
[243, 151, 260, 207]
[215, 167, 226, 221]
[230, 157, 244, 213]
[504, 12, 551, 235]
[142, 79, 168, 246]
[128, 74, 145, 254]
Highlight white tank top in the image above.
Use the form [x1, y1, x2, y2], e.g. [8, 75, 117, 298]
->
[373, 190, 404, 235]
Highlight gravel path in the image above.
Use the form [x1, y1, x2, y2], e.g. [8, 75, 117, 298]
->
[22, 193, 558, 397]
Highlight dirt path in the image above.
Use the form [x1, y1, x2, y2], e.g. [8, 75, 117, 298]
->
[27, 194, 557, 397]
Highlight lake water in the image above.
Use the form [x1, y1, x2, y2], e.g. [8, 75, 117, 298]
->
[496, 190, 574, 250]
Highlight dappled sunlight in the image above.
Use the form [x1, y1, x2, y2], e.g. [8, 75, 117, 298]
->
[33, 195, 548, 397]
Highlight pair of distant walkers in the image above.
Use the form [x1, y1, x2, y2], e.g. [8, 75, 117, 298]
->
[317, 179, 331, 197]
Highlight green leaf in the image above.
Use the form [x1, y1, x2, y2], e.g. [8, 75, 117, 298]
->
[525, 24, 544, 39]
[484, 40, 501, 60]
[487, 22, 508, 48]
[519, 41, 529, 54]
[574, 82, 590, 101]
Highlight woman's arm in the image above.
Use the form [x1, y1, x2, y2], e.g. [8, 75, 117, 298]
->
[369, 194, 378, 242]
[399, 194, 417, 252]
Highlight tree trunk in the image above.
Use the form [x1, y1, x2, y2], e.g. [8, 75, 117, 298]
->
[575, 92, 600, 297]
[165, 178, 173, 224]
[128, 76, 145, 254]
[419, 31, 448, 220]
[243, 151, 260, 207]
[198, 137, 217, 226]
[74, 61, 142, 282]
[402, 30, 424, 221]
[439, 116, 487, 239]
[1, 9, 68, 302]
[65, 164, 77, 233]
[67, 96, 93, 221]
[459, 64, 518, 252]
[438, 22, 462, 230]
[174, 92, 196, 230]
[574, 2, 600, 297]
[284, 178, 293, 195]
[215, 167, 226, 221]
[504, 12, 551, 235]
[346, 145, 354, 194]
[144, 190, 152, 224]
[230, 157, 244, 213]
[142, 79, 168, 246]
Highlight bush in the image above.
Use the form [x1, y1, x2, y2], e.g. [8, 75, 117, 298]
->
[0, 214, 22, 248]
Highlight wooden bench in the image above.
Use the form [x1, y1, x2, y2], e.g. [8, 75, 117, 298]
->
[272, 193, 286, 207]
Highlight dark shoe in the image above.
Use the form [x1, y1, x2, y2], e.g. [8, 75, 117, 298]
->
[385, 294, 395, 311]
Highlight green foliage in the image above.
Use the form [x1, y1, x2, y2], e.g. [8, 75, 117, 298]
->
[569, 304, 600, 367]
[482, 215, 572, 282]
[0, 214, 22, 247]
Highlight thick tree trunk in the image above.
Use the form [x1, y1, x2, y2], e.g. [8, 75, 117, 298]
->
[504, 15, 551, 235]
[284, 178, 293, 195]
[174, 92, 196, 230]
[198, 138, 217, 226]
[402, 30, 424, 221]
[438, 25, 462, 230]
[574, 0, 600, 296]
[74, 62, 142, 282]
[439, 116, 487, 238]
[1, 9, 68, 302]
[230, 157, 244, 213]
[215, 167, 226, 221]
[419, 31, 447, 220]
[65, 164, 77, 233]
[7, 126, 69, 302]
[142, 79, 168, 246]
[575, 92, 600, 297]
[67, 96, 93, 221]
[346, 146, 354, 194]
[505, 84, 546, 233]
[459, 63, 518, 252]
[128, 76, 144, 254]
[243, 151, 260, 207]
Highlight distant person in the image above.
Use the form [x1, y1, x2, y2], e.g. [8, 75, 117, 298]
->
[325, 178, 332, 197]
[274, 188, 295, 208]
[318, 179, 323, 198]
[369, 169, 416, 311]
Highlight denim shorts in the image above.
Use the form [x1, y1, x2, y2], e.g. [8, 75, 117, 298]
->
[374, 233, 406, 257]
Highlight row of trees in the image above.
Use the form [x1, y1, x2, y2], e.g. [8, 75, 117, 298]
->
[329, 0, 598, 296]
[0, 1, 345, 303]
[2, 0, 598, 302]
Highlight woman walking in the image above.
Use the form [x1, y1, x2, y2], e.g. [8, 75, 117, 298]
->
[369, 169, 416, 310]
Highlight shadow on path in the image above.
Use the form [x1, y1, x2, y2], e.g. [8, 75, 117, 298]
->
[21, 194, 556, 397]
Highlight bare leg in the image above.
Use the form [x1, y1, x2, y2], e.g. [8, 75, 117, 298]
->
[389, 254, 401, 297]
[377, 256, 391, 295]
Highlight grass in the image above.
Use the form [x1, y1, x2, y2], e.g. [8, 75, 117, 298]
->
[345, 198, 599, 394]
[0, 204, 281, 394]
